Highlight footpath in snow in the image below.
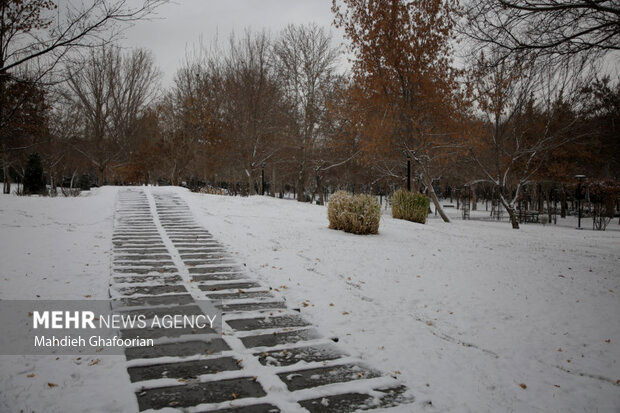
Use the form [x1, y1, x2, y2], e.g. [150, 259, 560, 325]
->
[110, 188, 412, 411]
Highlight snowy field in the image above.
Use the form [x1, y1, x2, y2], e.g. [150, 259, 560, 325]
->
[0, 187, 135, 412]
[1, 186, 619, 412]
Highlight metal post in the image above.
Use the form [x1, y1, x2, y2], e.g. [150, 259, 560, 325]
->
[261, 163, 265, 195]
[575, 174, 585, 229]
[406, 155, 411, 191]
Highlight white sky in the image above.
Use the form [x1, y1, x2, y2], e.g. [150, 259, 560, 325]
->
[119, 0, 348, 87]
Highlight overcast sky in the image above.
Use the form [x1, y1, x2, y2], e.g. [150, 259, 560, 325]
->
[119, 0, 348, 87]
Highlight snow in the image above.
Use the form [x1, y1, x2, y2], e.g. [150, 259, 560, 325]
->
[177, 188, 620, 412]
[1, 186, 618, 412]
[0, 187, 137, 412]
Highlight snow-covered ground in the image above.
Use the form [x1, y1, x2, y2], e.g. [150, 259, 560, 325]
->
[0, 187, 137, 412]
[182, 189, 620, 412]
[1, 186, 618, 412]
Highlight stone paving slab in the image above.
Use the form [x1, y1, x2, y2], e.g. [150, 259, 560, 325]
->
[240, 329, 322, 349]
[217, 301, 287, 313]
[198, 282, 261, 292]
[114, 267, 177, 274]
[255, 345, 346, 367]
[192, 273, 246, 282]
[277, 363, 381, 391]
[205, 291, 273, 300]
[113, 274, 182, 284]
[189, 266, 241, 274]
[125, 339, 231, 360]
[227, 315, 311, 332]
[121, 324, 216, 340]
[118, 304, 204, 319]
[128, 356, 241, 382]
[203, 404, 281, 413]
[298, 385, 409, 412]
[114, 293, 195, 308]
[136, 377, 267, 410]
[116, 284, 187, 296]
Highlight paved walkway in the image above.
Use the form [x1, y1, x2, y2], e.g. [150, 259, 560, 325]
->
[110, 189, 413, 412]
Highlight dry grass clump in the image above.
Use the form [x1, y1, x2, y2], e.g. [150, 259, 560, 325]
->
[198, 185, 227, 195]
[328, 190, 381, 235]
[391, 189, 430, 224]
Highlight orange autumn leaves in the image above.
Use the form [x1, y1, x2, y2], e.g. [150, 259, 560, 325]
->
[332, 0, 468, 167]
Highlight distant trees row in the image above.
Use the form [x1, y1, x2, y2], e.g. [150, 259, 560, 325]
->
[0, 0, 618, 229]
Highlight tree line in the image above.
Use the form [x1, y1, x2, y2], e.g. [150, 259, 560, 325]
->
[0, 0, 618, 228]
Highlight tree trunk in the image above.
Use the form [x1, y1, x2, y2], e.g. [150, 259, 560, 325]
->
[50, 174, 55, 196]
[499, 194, 520, 229]
[248, 171, 255, 195]
[296, 165, 305, 202]
[538, 183, 543, 213]
[70, 170, 77, 189]
[561, 186, 567, 218]
[471, 186, 477, 210]
[546, 190, 552, 223]
[2, 161, 10, 194]
[316, 173, 324, 205]
[270, 166, 276, 197]
[424, 175, 450, 223]
[99, 165, 106, 187]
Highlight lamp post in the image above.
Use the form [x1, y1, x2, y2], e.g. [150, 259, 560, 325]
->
[261, 162, 266, 196]
[433, 178, 440, 215]
[575, 174, 586, 229]
[406, 153, 411, 191]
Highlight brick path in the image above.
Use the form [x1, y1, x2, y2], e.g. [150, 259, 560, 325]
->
[110, 189, 413, 412]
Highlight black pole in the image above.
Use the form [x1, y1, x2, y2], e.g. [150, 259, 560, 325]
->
[406, 157, 411, 191]
[575, 175, 585, 229]
[261, 165, 265, 195]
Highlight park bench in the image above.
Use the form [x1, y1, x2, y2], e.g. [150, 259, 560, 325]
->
[519, 211, 540, 223]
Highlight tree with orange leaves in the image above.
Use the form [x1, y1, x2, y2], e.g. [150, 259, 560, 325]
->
[333, 0, 466, 222]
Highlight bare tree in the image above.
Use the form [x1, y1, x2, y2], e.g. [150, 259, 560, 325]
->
[273, 23, 340, 202]
[63, 45, 160, 184]
[222, 30, 287, 195]
[466, 50, 588, 228]
[463, 0, 619, 63]
[0, 0, 166, 77]
[0, 0, 166, 192]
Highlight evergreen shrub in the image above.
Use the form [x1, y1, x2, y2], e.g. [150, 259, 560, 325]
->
[23, 153, 46, 195]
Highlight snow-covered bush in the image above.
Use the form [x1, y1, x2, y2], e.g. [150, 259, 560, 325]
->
[328, 190, 380, 235]
[328, 190, 351, 230]
[391, 189, 430, 224]
[198, 185, 228, 195]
